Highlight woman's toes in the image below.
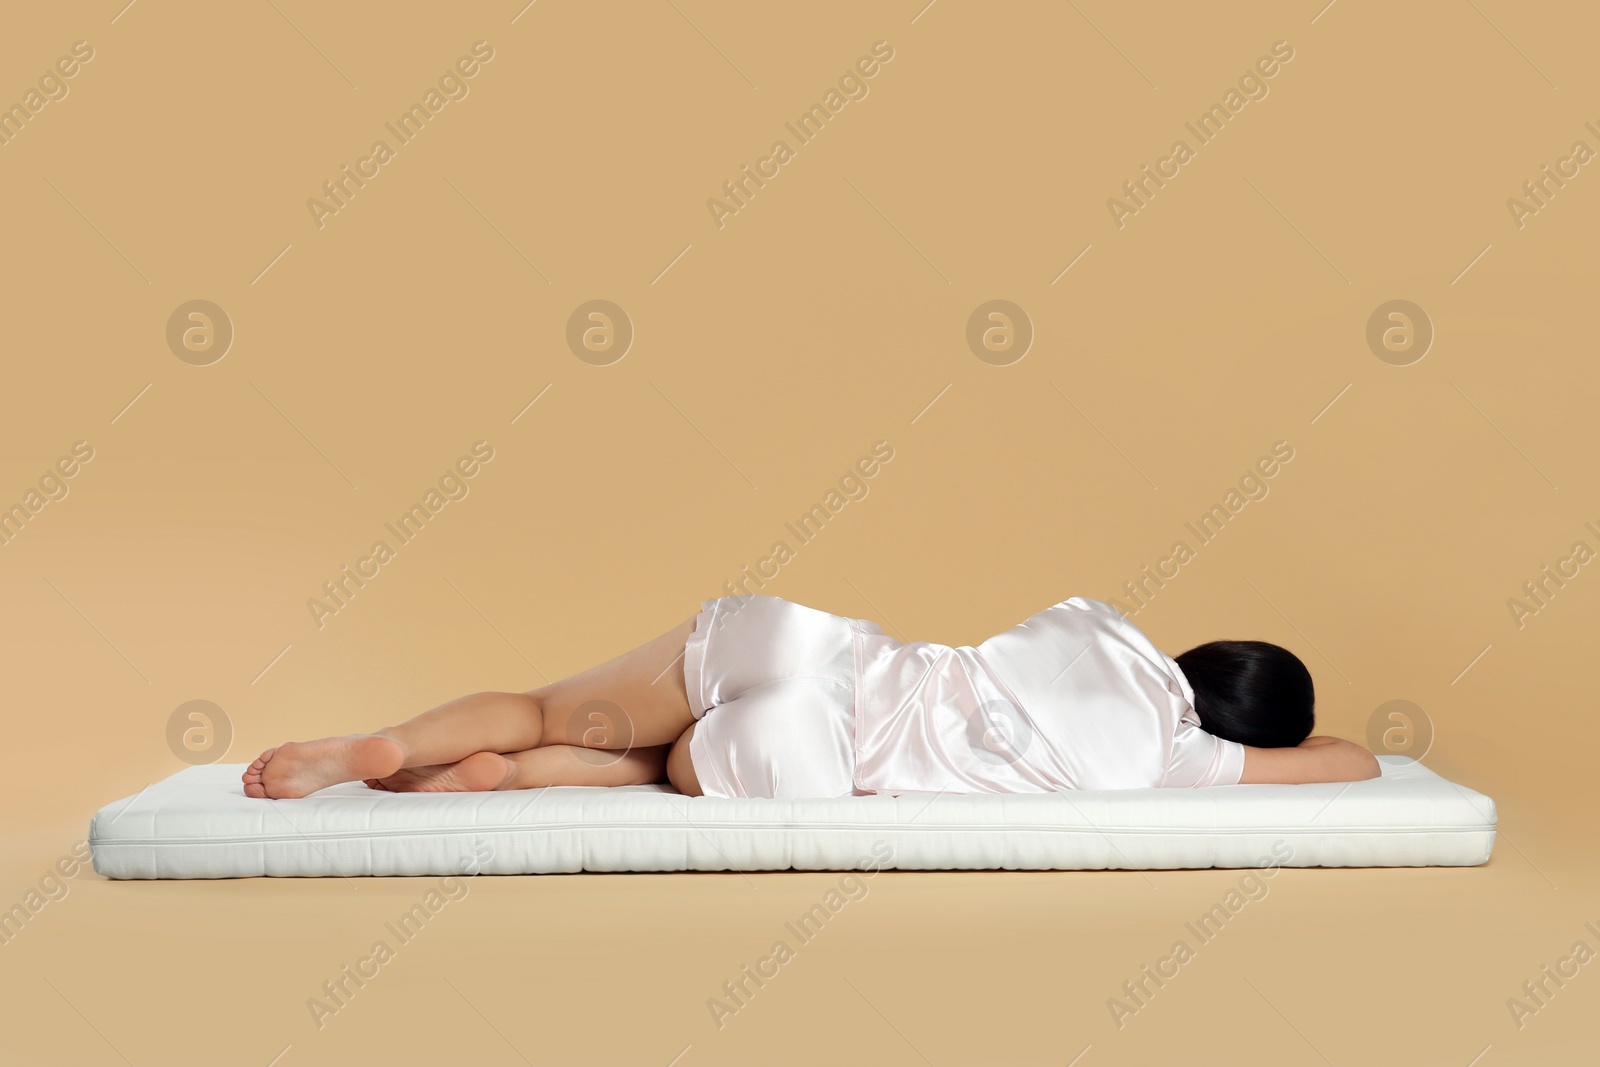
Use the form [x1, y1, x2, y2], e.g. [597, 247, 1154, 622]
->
[242, 747, 279, 799]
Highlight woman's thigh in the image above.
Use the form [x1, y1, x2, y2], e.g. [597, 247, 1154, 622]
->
[530, 616, 697, 751]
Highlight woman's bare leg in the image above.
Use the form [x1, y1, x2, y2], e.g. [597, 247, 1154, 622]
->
[243, 617, 699, 798]
[363, 745, 673, 793]
[498, 744, 670, 789]
[374, 691, 545, 767]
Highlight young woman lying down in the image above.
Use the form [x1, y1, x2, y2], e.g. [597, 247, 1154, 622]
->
[243, 594, 1380, 800]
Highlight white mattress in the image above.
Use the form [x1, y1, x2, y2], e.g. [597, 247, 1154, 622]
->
[87, 756, 1496, 879]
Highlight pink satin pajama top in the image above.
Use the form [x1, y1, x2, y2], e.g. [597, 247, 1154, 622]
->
[851, 597, 1246, 794]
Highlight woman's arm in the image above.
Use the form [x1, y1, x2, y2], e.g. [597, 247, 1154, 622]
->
[1238, 735, 1381, 785]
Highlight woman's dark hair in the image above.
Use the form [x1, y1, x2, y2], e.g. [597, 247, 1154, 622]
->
[1175, 640, 1314, 748]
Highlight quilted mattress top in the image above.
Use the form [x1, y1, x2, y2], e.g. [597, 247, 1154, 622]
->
[87, 756, 1497, 879]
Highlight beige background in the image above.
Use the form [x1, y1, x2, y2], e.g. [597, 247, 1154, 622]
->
[1, 0, 1596, 1063]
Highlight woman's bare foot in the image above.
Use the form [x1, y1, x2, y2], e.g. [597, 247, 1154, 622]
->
[242, 735, 405, 799]
[364, 751, 513, 793]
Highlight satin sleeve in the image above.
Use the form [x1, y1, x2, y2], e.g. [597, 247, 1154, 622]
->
[1163, 710, 1246, 787]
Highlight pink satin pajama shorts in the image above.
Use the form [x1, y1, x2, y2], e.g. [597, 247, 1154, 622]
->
[682, 595, 861, 799]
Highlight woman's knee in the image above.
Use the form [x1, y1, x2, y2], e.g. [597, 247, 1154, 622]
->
[666, 724, 703, 796]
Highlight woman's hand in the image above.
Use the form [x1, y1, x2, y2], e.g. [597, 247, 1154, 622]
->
[1238, 735, 1381, 785]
